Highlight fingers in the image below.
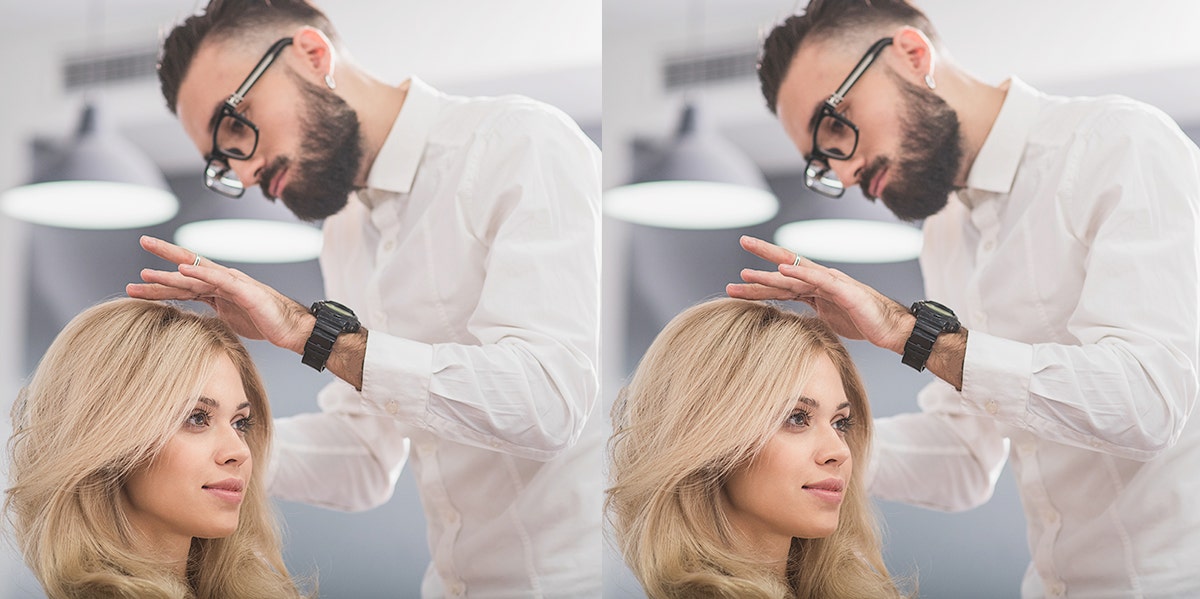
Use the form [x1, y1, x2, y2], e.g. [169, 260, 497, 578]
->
[739, 235, 817, 268]
[126, 282, 204, 301]
[739, 268, 816, 295]
[726, 282, 801, 301]
[140, 235, 209, 268]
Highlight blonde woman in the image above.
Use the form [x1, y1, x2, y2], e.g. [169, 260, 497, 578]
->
[607, 298, 905, 599]
[5, 298, 306, 599]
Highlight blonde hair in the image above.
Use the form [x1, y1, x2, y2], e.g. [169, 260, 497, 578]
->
[5, 298, 306, 598]
[607, 298, 902, 599]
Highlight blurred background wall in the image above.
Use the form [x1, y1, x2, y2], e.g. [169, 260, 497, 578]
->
[0, 1, 599, 597]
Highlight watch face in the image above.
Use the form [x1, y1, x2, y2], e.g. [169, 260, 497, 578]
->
[318, 300, 355, 318]
[916, 300, 955, 318]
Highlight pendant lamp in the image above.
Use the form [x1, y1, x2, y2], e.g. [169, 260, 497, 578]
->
[604, 103, 779, 229]
[0, 103, 179, 229]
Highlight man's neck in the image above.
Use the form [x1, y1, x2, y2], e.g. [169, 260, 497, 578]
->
[337, 68, 411, 187]
[939, 67, 1009, 187]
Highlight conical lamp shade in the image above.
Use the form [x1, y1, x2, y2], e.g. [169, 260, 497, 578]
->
[604, 104, 778, 229]
[1, 104, 179, 229]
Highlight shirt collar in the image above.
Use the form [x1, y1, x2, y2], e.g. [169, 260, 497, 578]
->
[363, 76, 441, 195]
[964, 76, 1042, 196]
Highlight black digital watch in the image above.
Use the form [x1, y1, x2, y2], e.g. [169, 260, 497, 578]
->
[901, 300, 960, 372]
[301, 300, 361, 372]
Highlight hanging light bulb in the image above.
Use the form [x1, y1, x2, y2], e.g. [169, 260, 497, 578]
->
[604, 103, 779, 229]
[0, 103, 179, 230]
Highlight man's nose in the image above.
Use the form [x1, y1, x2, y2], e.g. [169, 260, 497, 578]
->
[827, 153, 866, 191]
[227, 154, 266, 190]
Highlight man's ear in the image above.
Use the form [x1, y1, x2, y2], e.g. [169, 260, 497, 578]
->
[888, 26, 937, 86]
[290, 26, 337, 81]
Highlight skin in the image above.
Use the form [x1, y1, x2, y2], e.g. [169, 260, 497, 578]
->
[729, 26, 1010, 391]
[128, 27, 410, 390]
[122, 354, 253, 578]
[722, 354, 853, 578]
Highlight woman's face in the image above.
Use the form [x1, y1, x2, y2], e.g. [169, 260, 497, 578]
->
[123, 353, 254, 551]
[722, 353, 855, 554]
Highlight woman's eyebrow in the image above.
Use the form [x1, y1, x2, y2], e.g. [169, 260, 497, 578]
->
[797, 396, 851, 411]
[196, 396, 252, 411]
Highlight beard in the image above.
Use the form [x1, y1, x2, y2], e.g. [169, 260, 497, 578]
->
[860, 71, 964, 222]
[260, 73, 365, 222]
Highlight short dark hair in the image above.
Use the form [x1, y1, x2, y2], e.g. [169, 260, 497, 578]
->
[758, 0, 938, 114]
[157, 0, 340, 114]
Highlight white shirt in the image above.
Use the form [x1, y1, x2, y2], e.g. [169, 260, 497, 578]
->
[869, 78, 1200, 598]
[266, 78, 603, 598]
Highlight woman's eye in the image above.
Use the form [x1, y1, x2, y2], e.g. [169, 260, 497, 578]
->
[834, 415, 855, 434]
[786, 410, 810, 428]
[186, 410, 210, 427]
[233, 415, 255, 434]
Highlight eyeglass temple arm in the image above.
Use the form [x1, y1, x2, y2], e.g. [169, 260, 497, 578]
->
[827, 37, 894, 107]
[227, 38, 295, 106]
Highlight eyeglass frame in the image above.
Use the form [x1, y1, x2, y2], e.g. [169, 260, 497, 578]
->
[804, 37, 894, 198]
[203, 37, 295, 198]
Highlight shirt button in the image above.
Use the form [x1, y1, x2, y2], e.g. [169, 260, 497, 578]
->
[449, 581, 466, 596]
[446, 510, 460, 525]
[1044, 510, 1060, 526]
[382, 240, 395, 252]
[371, 310, 386, 323]
[985, 400, 1000, 416]
[972, 311, 986, 325]
[385, 400, 401, 415]
[982, 240, 995, 252]
[1049, 581, 1066, 597]
[418, 442, 435, 454]
[1018, 440, 1035, 455]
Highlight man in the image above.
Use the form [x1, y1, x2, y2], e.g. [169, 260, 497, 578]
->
[128, 1, 601, 597]
[729, 1, 1200, 597]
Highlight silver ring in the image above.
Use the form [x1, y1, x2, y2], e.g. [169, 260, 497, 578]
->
[792, 254, 802, 267]
[192, 254, 202, 267]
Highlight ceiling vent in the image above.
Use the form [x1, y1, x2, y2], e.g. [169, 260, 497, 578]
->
[663, 46, 759, 91]
[64, 48, 159, 90]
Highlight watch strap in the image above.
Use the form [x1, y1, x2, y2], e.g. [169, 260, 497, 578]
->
[302, 301, 360, 372]
[901, 301, 960, 372]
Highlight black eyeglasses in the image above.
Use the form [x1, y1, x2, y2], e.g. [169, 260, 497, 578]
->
[804, 37, 893, 198]
[203, 37, 294, 198]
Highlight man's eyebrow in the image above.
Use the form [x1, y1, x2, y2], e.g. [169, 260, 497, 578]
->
[806, 100, 828, 138]
[205, 101, 228, 137]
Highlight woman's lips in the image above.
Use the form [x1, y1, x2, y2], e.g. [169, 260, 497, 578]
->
[203, 479, 245, 504]
[803, 478, 845, 504]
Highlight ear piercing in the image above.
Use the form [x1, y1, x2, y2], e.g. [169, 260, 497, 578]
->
[324, 73, 337, 90]
[924, 73, 936, 90]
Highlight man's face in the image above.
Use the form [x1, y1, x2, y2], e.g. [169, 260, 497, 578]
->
[175, 39, 364, 221]
[775, 39, 964, 221]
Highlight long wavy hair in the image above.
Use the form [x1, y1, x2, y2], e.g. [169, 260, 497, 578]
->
[607, 298, 902, 598]
[5, 298, 306, 598]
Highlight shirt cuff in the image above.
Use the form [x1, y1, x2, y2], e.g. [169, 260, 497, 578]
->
[961, 330, 1034, 424]
[360, 331, 434, 424]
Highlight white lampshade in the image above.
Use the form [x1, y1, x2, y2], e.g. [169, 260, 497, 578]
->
[604, 104, 779, 229]
[175, 219, 323, 264]
[774, 218, 923, 263]
[0, 104, 179, 229]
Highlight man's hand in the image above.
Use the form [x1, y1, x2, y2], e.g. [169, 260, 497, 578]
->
[726, 235, 914, 354]
[127, 235, 315, 355]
